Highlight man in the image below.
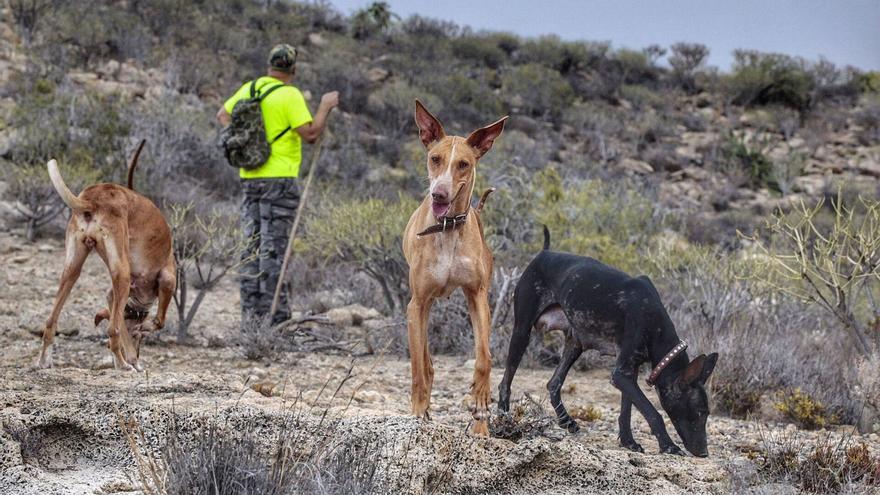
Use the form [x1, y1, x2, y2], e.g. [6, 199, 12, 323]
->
[217, 43, 339, 325]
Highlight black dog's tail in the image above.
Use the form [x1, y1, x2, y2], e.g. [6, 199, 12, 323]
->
[542, 225, 551, 250]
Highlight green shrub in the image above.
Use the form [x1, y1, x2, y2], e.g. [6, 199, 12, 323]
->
[726, 50, 814, 111]
[619, 84, 663, 111]
[451, 35, 507, 68]
[668, 42, 709, 93]
[717, 133, 775, 190]
[613, 48, 659, 86]
[775, 388, 839, 430]
[858, 71, 880, 93]
[533, 169, 662, 273]
[367, 80, 441, 137]
[305, 193, 419, 314]
[502, 63, 574, 118]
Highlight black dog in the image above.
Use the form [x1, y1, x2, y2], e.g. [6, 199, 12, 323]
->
[498, 227, 718, 456]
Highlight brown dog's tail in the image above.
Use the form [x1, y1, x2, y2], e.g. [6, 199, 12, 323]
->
[476, 187, 495, 213]
[126, 139, 146, 190]
[47, 159, 91, 211]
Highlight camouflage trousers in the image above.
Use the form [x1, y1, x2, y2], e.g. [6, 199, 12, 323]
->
[240, 178, 299, 325]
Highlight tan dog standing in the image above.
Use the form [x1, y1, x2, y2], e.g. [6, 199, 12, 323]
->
[402, 100, 507, 435]
[36, 144, 175, 371]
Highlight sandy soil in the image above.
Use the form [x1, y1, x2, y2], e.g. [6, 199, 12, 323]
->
[0, 231, 876, 494]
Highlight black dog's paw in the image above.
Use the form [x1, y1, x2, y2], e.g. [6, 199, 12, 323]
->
[660, 443, 685, 456]
[620, 440, 644, 453]
[565, 420, 580, 434]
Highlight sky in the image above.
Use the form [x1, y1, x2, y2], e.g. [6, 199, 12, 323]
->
[328, 0, 880, 71]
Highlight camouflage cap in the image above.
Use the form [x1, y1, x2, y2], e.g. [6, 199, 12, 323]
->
[268, 44, 297, 73]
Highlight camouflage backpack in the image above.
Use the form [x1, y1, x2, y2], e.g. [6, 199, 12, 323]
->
[221, 80, 290, 170]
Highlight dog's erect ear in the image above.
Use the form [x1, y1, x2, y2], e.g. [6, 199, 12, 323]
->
[414, 99, 445, 148]
[680, 354, 707, 386]
[466, 116, 508, 158]
[698, 352, 719, 384]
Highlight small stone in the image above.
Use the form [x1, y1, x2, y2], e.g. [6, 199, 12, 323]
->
[355, 390, 385, 404]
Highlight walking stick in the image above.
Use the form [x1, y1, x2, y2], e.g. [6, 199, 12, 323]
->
[269, 118, 331, 320]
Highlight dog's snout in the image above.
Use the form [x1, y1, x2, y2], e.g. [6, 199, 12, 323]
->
[431, 191, 448, 202]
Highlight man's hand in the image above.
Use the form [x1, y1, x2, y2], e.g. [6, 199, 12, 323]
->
[320, 91, 339, 110]
[296, 90, 340, 144]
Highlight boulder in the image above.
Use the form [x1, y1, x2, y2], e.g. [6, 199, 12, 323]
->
[365, 67, 390, 83]
[618, 158, 653, 175]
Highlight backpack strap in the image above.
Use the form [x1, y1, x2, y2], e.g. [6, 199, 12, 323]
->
[270, 126, 291, 144]
[252, 80, 292, 144]
[257, 83, 286, 101]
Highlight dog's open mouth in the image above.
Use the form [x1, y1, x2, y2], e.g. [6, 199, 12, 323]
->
[431, 200, 451, 218]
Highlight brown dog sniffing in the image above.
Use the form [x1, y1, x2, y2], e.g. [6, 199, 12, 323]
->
[36, 141, 176, 371]
[402, 100, 507, 436]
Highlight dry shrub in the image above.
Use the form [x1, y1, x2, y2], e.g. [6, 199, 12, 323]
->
[775, 389, 839, 430]
[168, 202, 254, 342]
[305, 193, 418, 315]
[647, 242, 857, 422]
[236, 314, 289, 361]
[491, 393, 559, 442]
[569, 405, 603, 423]
[5, 161, 100, 241]
[758, 431, 880, 493]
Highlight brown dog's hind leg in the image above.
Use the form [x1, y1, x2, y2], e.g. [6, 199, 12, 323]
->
[465, 287, 493, 436]
[36, 237, 90, 369]
[100, 234, 138, 371]
[141, 257, 175, 334]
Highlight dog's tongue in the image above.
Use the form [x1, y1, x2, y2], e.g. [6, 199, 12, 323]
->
[431, 201, 450, 218]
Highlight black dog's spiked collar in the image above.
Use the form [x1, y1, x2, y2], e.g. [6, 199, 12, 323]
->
[646, 341, 688, 388]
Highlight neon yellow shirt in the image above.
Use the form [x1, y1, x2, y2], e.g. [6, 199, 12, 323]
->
[223, 76, 313, 179]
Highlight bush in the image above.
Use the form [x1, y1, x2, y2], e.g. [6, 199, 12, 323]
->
[532, 170, 664, 274]
[716, 133, 775, 190]
[5, 160, 100, 241]
[169, 203, 254, 342]
[501, 63, 574, 119]
[668, 42, 709, 93]
[646, 242, 858, 423]
[451, 35, 507, 69]
[775, 389, 839, 430]
[854, 103, 880, 146]
[743, 193, 880, 360]
[305, 193, 419, 314]
[726, 50, 814, 111]
[366, 80, 441, 139]
[759, 436, 880, 493]
[8, 80, 129, 177]
[128, 93, 234, 204]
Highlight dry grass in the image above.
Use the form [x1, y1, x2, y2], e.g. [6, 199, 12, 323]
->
[755, 428, 880, 493]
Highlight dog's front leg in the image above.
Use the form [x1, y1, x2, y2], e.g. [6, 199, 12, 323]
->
[611, 366, 683, 455]
[406, 296, 433, 419]
[466, 287, 492, 436]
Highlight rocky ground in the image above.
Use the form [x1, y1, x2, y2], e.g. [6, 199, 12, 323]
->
[1, 231, 878, 495]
